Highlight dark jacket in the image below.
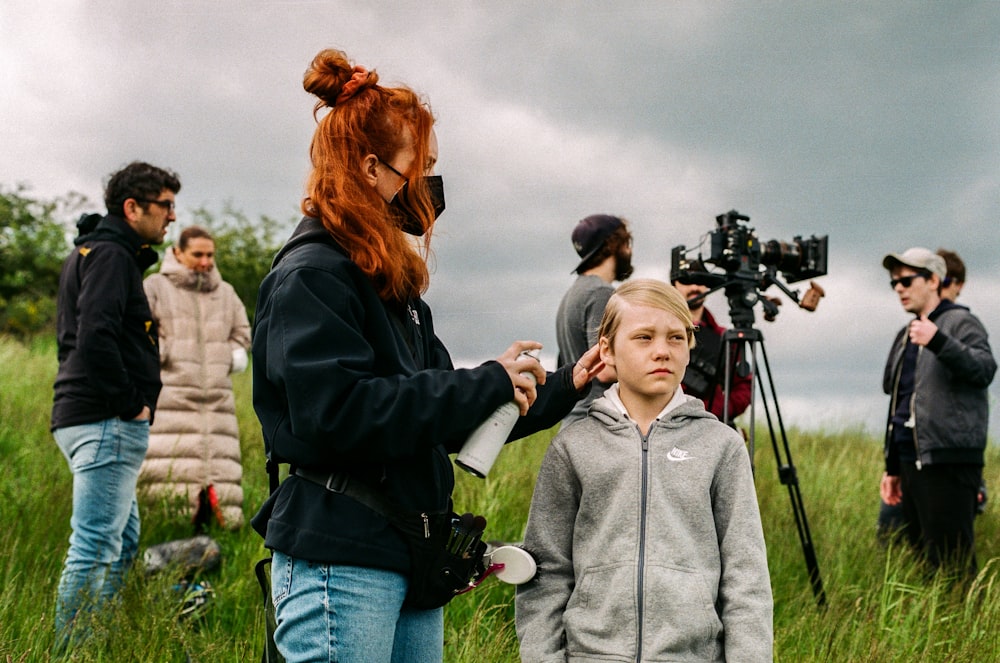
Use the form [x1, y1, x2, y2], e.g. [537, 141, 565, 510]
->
[683, 307, 753, 421]
[883, 300, 996, 472]
[51, 214, 162, 430]
[251, 217, 583, 572]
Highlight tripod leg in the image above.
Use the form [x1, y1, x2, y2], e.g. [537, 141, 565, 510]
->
[721, 336, 732, 427]
[754, 340, 827, 607]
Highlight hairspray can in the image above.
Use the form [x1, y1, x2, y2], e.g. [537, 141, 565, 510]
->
[455, 349, 539, 478]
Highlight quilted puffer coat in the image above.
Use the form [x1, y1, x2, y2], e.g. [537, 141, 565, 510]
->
[139, 248, 251, 528]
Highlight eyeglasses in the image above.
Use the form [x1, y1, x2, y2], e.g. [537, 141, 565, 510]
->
[889, 273, 929, 289]
[378, 160, 408, 180]
[136, 198, 175, 212]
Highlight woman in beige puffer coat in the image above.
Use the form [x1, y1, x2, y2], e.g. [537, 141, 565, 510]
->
[140, 226, 251, 529]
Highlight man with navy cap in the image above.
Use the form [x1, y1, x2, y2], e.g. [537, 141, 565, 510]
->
[555, 214, 633, 426]
[880, 246, 996, 578]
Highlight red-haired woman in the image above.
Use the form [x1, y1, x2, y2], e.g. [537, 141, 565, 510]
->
[251, 49, 602, 663]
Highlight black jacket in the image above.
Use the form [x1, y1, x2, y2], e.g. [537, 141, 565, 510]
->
[51, 215, 162, 430]
[883, 299, 997, 472]
[251, 217, 582, 571]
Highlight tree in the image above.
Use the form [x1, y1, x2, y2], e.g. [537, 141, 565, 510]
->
[178, 203, 293, 323]
[0, 184, 293, 337]
[0, 186, 82, 336]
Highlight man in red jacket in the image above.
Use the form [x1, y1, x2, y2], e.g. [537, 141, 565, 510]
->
[672, 277, 752, 423]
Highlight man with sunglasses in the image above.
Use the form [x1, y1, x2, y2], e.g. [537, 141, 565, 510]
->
[880, 247, 995, 578]
[51, 161, 180, 649]
[878, 250, 989, 541]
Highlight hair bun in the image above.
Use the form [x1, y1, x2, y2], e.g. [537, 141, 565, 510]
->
[304, 49, 379, 110]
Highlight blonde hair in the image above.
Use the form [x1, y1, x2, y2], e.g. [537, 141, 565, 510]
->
[599, 278, 695, 349]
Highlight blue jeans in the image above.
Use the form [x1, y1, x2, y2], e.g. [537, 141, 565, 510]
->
[271, 551, 444, 663]
[53, 418, 148, 643]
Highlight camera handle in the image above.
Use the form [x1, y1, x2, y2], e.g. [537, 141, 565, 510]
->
[722, 327, 827, 607]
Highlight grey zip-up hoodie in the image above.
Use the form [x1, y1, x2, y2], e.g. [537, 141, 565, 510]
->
[516, 393, 772, 663]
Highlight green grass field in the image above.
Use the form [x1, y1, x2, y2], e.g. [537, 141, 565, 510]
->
[3, 335, 1000, 661]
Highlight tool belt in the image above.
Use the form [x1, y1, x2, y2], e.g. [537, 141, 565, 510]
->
[291, 467, 487, 610]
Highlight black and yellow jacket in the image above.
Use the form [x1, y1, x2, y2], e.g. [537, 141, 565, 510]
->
[51, 214, 161, 430]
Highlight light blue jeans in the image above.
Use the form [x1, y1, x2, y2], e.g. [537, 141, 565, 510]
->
[53, 418, 148, 644]
[271, 551, 444, 663]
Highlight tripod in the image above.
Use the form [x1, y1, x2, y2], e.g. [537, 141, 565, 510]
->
[716, 322, 826, 606]
[671, 208, 828, 605]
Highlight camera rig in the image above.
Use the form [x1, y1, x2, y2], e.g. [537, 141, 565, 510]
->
[671, 210, 828, 329]
[671, 209, 829, 606]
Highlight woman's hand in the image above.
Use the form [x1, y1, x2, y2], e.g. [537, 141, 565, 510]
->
[496, 341, 546, 415]
[572, 344, 606, 391]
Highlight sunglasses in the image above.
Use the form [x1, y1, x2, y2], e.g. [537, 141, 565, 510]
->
[889, 273, 929, 289]
[137, 198, 175, 212]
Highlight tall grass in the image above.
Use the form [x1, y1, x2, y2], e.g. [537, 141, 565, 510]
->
[2, 335, 1000, 661]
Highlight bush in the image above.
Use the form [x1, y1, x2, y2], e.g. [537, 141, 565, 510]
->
[0, 185, 83, 337]
[0, 183, 295, 336]
[1, 293, 58, 338]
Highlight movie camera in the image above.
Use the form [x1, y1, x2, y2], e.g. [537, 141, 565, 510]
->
[671, 210, 828, 328]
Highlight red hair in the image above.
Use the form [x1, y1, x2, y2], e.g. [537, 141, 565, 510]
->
[302, 49, 437, 302]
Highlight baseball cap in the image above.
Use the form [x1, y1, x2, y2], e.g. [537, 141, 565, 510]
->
[882, 247, 946, 278]
[571, 214, 624, 273]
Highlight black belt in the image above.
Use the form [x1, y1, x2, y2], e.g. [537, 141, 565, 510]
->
[291, 467, 394, 518]
[292, 467, 350, 493]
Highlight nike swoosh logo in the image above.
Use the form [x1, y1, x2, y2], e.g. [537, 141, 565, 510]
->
[667, 447, 693, 462]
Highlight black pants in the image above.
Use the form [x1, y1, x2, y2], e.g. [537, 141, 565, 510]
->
[900, 462, 981, 576]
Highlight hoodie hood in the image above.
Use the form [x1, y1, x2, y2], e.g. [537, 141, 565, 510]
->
[587, 391, 717, 430]
[929, 297, 968, 320]
[77, 214, 160, 272]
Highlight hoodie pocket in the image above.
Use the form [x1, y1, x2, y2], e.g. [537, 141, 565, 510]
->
[644, 562, 723, 659]
[564, 562, 638, 657]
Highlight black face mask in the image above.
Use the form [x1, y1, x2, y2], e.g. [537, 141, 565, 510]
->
[389, 175, 445, 236]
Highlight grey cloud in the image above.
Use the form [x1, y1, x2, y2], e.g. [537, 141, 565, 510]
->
[2, 1, 999, 437]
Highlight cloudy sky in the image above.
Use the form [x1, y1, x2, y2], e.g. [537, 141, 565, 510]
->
[3, 2, 999, 439]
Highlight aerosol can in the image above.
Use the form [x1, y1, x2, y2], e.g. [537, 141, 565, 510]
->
[455, 349, 540, 478]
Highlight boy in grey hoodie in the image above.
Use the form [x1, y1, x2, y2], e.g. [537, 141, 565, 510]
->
[516, 279, 773, 662]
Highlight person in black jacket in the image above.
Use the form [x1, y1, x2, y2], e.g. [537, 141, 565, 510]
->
[251, 49, 602, 663]
[877, 248, 989, 543]
[880, 247, 996, 578]
[51, 161, 180, 649]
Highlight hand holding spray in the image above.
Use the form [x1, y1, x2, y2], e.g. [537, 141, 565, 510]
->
[455, 349, 540, 478]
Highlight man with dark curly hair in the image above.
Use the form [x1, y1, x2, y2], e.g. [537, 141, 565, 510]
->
[51, 161, 180, 649]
